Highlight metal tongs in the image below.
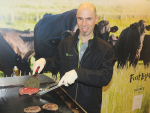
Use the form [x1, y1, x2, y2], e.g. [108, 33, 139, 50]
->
[36, 82, 64, 96]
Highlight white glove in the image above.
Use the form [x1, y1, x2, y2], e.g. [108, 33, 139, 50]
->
[32, 58, 46, 75]
[58, 69, 78, 87]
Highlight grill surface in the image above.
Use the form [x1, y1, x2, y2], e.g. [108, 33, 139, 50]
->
[0, 86, 73, 113]
[0, 75, 86, 113]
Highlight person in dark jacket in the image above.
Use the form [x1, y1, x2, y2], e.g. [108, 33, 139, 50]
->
[33, 2, 114, 113]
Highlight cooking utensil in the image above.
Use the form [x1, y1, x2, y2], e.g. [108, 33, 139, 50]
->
[36, 82, 64, 96]
[24, 66, 40, 88]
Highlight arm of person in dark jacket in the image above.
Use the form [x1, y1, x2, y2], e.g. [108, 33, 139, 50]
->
[74, 48, 114, 87]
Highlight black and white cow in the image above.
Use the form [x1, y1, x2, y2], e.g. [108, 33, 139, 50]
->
[108, 34, 118, 46]
[0, 28, 35, 77]
[115, 20, 150, 68]
[97, 20, 118, 43]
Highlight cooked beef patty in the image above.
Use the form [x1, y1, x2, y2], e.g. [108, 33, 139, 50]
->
[42, 103, 59, 111]
[24, 106, 41, 113]
[19, 87, 39, 95]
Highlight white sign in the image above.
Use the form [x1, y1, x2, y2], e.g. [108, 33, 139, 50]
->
[132, 94, 143, 111]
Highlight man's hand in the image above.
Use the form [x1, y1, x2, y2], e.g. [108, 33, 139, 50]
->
[58, 70, 78, 87]
[32, 58, 46, 75]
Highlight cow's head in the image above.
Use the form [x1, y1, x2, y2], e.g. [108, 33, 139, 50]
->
[130, 20, 150, 49]
[98, 20, 118, 41]
[129, 20, 150, 56]
[14, 53, 33, 75]
[108, 34, 118, 46]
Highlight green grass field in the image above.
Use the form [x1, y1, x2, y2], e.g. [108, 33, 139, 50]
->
[101, 62, 150, 113]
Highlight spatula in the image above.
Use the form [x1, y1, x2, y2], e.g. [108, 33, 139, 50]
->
[24, 66, 40, 88]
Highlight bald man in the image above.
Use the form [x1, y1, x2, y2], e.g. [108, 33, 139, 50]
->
[33, 2, 114, 113]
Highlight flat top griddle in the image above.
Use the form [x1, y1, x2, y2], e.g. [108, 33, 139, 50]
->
[0, 86, 73, 113]
[0, 74, 86, 113]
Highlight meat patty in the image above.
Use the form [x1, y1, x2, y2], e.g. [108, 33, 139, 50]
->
[24, 106, 41, 113]
[42, 103, 59, 111]
[19, 87, 39, 95]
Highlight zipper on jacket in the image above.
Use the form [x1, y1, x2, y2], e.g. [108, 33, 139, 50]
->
[80, 47, 91, 66]
[74, 41, 79, 101]
[74, 41, 91, 101]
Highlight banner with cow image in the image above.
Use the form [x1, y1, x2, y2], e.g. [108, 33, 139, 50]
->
[0, 0, 150, 113]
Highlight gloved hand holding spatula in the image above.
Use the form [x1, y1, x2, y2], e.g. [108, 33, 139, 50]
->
[58, 70, 78, 87]
[34, 67, 78, 96]
[33, 58, 78, 87]
[32, 58, 46, 75]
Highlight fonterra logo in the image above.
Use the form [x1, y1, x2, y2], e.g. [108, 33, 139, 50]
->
[66, 53, 73, 56]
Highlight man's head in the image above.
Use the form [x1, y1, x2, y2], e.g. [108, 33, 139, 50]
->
[76, 2, 98, 38]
